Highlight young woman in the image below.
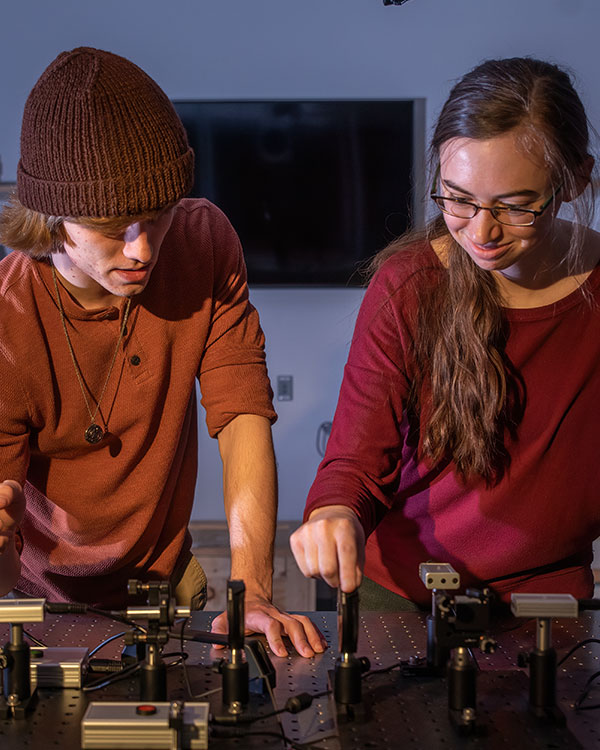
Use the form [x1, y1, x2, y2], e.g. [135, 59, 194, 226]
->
[291, 57, 600, 609]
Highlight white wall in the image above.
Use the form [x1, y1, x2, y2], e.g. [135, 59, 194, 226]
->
[194, 288, 365, 520]
[1, 0, 599, 520]
[2, 0, 599, 182]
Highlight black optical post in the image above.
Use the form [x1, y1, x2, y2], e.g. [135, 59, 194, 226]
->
[124, 579, 189, 702]
[511, 593, 578, 724]
[420, 562, 461, 674]
[332, 589, 370, 719]
[418, 563, 496, 733]
[0, 599, 45, 719]
[220, 579, 249, 712]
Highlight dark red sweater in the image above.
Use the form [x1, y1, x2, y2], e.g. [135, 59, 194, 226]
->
[305, 243, 600, 606]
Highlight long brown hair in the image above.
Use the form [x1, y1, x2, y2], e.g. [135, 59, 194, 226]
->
[372, 57, 595, 482]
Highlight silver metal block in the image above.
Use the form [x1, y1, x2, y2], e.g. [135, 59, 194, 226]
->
[510, 593, 578, 619]
[81, 702, 209, 749]
[0, 598, 45, 623]
[30, 646, 89, 688]
[124, 605, 190, 620]
[419, 562, 460, 589]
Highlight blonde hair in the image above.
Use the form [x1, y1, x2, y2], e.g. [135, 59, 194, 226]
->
[0, 195, 173, 258]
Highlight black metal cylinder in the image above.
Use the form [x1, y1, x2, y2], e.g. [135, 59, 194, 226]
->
[222, 660, 249, 707]
[529, 648, 556, 709]
[2, 641, 30, 701]
[426, 615, 450, 673]
[334, 657, 362, 705]
[140, 660, 167, 701]
[448, 651, 476, 711]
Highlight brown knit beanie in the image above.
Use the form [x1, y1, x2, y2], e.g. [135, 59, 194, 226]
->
[17, 47, 194, 217]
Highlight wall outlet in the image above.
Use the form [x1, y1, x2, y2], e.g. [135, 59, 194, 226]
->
[277, 375, 293, 401]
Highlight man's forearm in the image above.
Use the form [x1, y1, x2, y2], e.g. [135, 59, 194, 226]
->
[228, 507, 276, 598]
[218, 414, 277, 599]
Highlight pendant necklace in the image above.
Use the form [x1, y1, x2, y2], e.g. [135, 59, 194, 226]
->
[51, 265, 132, 444]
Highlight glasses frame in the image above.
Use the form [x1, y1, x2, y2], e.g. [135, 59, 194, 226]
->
[430, 184, 562, 227]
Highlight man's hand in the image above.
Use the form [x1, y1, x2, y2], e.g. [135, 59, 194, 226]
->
[290, 505, 366, 593]
[0, 480, 25, 554]
[216, 415, 329, 657]
[210, 594, 328, 658]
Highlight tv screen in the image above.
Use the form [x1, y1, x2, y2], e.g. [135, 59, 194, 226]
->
[173, 100, 422, 285]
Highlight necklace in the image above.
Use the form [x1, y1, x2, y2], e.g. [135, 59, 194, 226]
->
[51, 265, 132, 445]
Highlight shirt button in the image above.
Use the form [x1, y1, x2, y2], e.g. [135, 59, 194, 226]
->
[130, 355, 141, 366]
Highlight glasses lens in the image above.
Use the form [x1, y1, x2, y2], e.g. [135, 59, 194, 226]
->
[494, 208, 535, 226]
[435, 198, 476, 218]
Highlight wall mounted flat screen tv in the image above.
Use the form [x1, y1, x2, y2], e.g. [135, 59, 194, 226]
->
[173, 100, 424, 285]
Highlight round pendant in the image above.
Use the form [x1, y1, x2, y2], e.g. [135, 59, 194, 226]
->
[85, 423, 104, 444]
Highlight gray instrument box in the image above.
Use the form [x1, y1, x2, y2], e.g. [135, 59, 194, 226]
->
[30, 646, 89, 688]
[81, 702, 209, 749]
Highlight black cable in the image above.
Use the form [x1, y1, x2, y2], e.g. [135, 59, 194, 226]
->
[557, 638, 600, 667]
[363, 661, 405, 679]
[88, 630, 129, 657]
[285, 735, 337, 750]
[299, 689, 330, 701]
[211, 693, 314, 726]
[468, 646, 481, 670]
[211, 689, 335, 731]
[176, 617, 221, 700]
[82, 649, 187, 692]
[210, 727, 335, 749]
[45, 602, 147, 634]
[23, 628, 46, 648]
[210, 728, 285, 741]
[179, 617, 195, 699]
[161, 650, 189, 668]
[574, 668, 600, 711]
[168, 628, 228, 646]
[263, 674, 287, 746]
[207, 631, 333, 750]
[315, 421, 332, 458]
[257, 661, 333, 750]
[210, 637, 287, 736]
[82, 660, 142, 692]
[90, 606, 148, 632]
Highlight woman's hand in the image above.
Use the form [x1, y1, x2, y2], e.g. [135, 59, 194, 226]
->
[290, 505, 365, 592]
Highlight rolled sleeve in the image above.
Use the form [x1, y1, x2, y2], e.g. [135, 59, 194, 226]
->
[198, 206, 276, 437]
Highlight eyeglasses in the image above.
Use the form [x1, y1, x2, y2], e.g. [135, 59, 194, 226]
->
[430, 185, 562, 227]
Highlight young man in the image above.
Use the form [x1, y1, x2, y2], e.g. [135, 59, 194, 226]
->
[0, 47, 324, 658]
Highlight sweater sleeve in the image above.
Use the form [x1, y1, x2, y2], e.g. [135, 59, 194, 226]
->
[0, 323, 32, 486]
[197, 203, 276, 437]
[303, 256, 419, 537]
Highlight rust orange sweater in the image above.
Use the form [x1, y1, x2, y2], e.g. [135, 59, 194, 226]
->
[0, 199, 275, 607]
